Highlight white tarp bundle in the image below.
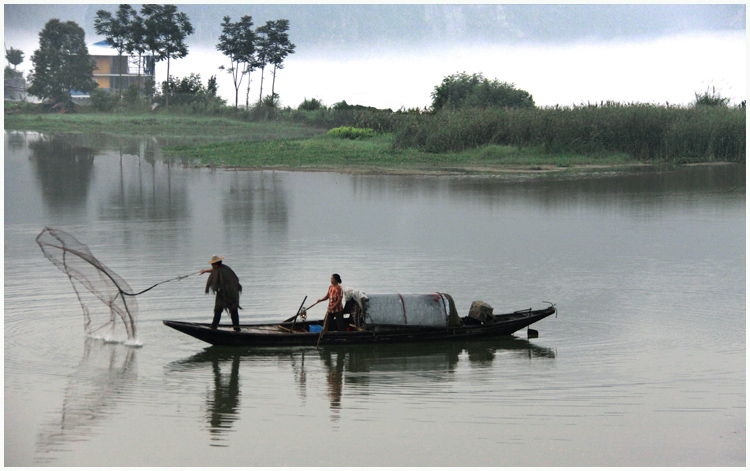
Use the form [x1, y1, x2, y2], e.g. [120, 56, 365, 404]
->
[363, 293, 453, 327]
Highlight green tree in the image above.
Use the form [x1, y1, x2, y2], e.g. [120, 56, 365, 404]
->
[264, 19, 295, 98]
[217, 15, 256, 109]
[254, 19, 296, 102]
[123, 7, 148, 87]
[431, 72, 535, 111]
[94, 5, 135, 94]
[254, 22, 271, 102]
[5, 47, 24, 70]
[141, 4, 193, 106]
[28, 19, 97, 102]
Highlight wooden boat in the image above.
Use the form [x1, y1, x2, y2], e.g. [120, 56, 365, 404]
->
[163, 293, 556, 347]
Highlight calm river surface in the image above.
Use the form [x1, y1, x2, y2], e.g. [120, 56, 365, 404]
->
[4, 131, 745, 466]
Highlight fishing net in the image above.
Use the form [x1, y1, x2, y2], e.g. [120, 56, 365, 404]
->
[36, 227, 140, 343]
[36, 227, 197, 345]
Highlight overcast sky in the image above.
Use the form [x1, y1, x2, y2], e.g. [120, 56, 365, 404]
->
[3, 4, 746, 109]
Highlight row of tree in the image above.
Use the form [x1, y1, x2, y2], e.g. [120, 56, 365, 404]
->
[94, 4, 192, 106]
[95, 5, 296, 108]
[21, 4, 295, 107]
[218, 16, 296, 108]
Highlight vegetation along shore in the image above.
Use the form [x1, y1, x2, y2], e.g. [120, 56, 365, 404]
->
[4, 2, 745, 175]
[5, 96, 745, 175]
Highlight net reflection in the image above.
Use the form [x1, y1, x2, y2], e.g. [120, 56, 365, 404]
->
[35, 339, 138, 464]
[171, 338, 556, 436]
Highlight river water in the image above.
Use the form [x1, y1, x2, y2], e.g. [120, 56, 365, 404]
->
[4, 131, 745, 466]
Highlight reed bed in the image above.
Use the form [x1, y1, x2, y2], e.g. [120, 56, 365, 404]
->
[392, 104, 746, 162]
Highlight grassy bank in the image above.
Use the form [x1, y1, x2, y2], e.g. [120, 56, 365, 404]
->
[163, 132, 634, 173]
[5, 102, 744, 173]
[3, 110, 326, 141]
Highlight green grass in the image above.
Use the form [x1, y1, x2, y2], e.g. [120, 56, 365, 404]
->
[3, 111, 325, 141]
[7, 106, 736, 174]
[163, 133, 638, 173]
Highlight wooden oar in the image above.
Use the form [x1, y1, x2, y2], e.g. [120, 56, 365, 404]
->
[305, 299, 323, 311]
[316, 311, 330, 349]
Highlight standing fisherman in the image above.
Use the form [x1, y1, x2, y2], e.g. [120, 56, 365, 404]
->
[200, 255, 242, 331]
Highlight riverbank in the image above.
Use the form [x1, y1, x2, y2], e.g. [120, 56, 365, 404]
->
[164, 132, 637, 175]
[4, 110, 741, 176]
[3, 111, 326, 142]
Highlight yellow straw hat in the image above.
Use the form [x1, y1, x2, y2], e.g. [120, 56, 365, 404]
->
[208, 255, 225, 264]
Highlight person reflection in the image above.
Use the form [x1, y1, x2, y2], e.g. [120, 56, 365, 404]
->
[318, 348, 345, 421]
[207, 353, 241, 443]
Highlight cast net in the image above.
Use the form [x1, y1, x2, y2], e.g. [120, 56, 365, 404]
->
[37, 227, 140, 344]
[36, 227, 197, 345]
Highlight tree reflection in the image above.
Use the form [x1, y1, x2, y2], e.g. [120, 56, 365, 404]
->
[99, 138, 192, 223]
[222, 171, 290, 238]
[28, 134, 96, 210]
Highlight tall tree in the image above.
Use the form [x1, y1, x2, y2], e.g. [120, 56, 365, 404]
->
[27, 19, 97, 102]
[265, 19, 295, 98]
[94, 5, 134, 94]
[141, 4, 193, 106]
[216, 15, 256, 109]
[124, 7, 148, 88]
[5, 47, 24, 70]
[254, 22, 271, 102]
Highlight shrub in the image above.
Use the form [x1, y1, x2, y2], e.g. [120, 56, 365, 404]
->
[431, 72, 535, 111]
[327, 126, 377, 140]
[298, 97, 324, 111]
[89, 88, 119, 112]
[248, 94, 281, 120]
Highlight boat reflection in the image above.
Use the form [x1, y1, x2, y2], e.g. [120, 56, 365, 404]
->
[171, 338, 555, 438]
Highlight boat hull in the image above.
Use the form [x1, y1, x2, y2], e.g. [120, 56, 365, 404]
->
[163, 306, 556, 347]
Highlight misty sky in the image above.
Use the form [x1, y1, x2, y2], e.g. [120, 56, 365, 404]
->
[3, 4, 746, 109]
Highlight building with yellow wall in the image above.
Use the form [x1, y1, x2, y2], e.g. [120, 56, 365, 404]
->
[74, 40, 155, 97]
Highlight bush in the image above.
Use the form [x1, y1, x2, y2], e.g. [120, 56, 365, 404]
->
[89, 88, 120, 112]
[157, 73, 226, 111]
[248, 94, 281, 120]
[431, 72, 535, 111]
[327, 126, 377, 140]
[298, 97, 325, 111]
